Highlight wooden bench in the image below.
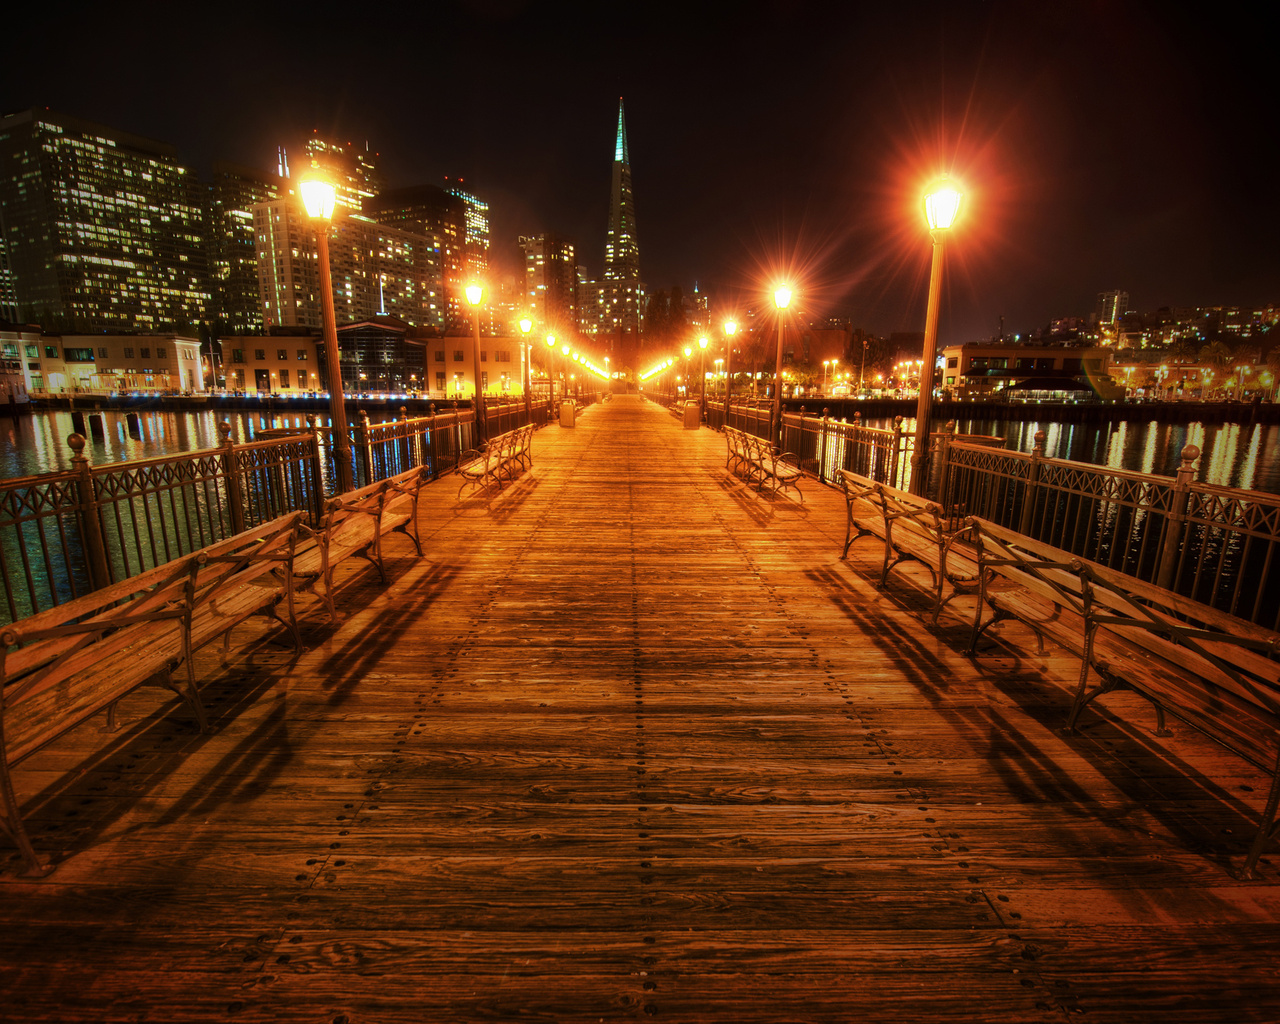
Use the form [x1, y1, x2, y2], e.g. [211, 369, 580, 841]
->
[294, 465, 428, 621]
[724, 427, 803, 502]
[968, 516, 1280, 878]
[838, 469, 979, 623]
[0, 511, 303, 876]
[457, 425, 533, 497]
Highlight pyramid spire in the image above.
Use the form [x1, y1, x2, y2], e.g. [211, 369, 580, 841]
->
[615, 98, 629, 165]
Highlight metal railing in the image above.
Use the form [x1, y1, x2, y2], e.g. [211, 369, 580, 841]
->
[940, 434, 1280, 629]
[1, 400, 577, 626]
[0, 427, 324, 625]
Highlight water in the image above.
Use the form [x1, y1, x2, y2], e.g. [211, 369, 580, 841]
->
[857, 414, 1280, 495]
[0, 409, 335, 480]
[3, 407, 1278, 497]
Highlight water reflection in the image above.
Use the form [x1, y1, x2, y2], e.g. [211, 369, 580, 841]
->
[859, 414, 1280, 495]
[0, 409, 339, 479]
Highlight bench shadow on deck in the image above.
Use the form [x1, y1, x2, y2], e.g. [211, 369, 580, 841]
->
[2, 394, 1279, 1023]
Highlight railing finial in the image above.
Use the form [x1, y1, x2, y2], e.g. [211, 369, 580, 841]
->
[68, 433, 86, 459]
[218, 420, 233, 444]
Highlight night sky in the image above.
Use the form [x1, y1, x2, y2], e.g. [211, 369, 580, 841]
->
[2, 1, 1272, 343]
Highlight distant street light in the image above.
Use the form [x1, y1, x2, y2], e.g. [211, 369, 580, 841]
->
[545, 334, 557, 408]
[910, 179, 962, 496]
[722, 319, 738, 424]
[465, 283, 486, 445]
[519, 315, 533, 422]
[299, 177, 353, 494]
[772, 286, 792, 445]
[698, 336, 708, 421]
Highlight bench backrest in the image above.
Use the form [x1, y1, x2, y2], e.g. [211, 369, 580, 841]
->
[969, 516, 1091, 619]
[1081, 557, 1280, 719]
[190, 511, 303, 605]
[1, 556, 199, 765]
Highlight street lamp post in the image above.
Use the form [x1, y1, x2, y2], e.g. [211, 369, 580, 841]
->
[698, 336, 708, 421]
[683, 345, 693, 403]
[910, 180, 962, 496]
[722, 319, 737, 424]
[772, 286, 792, 446]
[859, 335, 868, 391]
[300, 177, 353, 494]
[545, 334, 557, 409]
[466, 283, 486, 445]
[519, 316, 533, 423]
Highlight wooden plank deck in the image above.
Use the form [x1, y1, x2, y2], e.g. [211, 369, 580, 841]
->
[3, 393, 1279, 1022]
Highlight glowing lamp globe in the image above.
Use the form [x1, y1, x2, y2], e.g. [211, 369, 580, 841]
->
[546, 335, 556, 348]
[299, 179, 337, 221]
[774, 287, 792, 310]
[924, 180, 963, 231]
[724, 320, 737, 336]
[465, 284, 484, 306]
[698, 336, 708, 350]
[519, 317, 533, 334]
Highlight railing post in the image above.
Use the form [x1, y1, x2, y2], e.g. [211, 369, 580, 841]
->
[399, 405, 411, 473]
[890, 415, 904, 489]
[936, 420, 956, 511]
[1156, 443, 1200, 591]
[358, 410, 373, 488]
[68, 433, 112, 591]
[818, 408, 829, 484]
[220, 421, 246, 535]
[1018, 429, 1047, 536]
[306, 415, 326, 512]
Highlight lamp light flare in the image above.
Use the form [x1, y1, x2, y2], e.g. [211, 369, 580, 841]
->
[519, 317, 533, 334]
[774, 287, 792, 310]
[465, 283, 484, 306]
[923, 180, 963, 231]
[724, 319, 737, 336]
[299, 179, 337, 221]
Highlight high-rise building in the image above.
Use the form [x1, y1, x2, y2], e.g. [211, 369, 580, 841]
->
[303, 134, 382, 212]
[601, 98, 644, 337]
[364, 185, 463, 329]
[0, 110, 210, 332]
[518, 233, 577, 332]
[208, 162, 280, 334]
[1097, 290, 1129, 325]
[253, 196, 443, 332]
[444, 178, 490, 285]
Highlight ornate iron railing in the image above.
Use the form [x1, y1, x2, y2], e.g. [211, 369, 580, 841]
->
[940, 436, 1280, 629]
[0, 428, 323, 625]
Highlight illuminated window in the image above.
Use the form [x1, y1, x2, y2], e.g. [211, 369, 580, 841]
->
[297, 349, 308, 361]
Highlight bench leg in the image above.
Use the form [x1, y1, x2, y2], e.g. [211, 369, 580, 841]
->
[1240, 750, 1280, 880]
[0, 760, 52, 877]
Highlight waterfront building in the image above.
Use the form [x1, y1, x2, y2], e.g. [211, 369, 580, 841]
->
[0, 323, 41, 404]
[25, 332, 204, 393]
[0, 110, 210, 333]
[518, 233, 577, 333]
[220, 331, 321, 394]
[600, 99, 645, 338]
[253, 197, 443, 333]
[941, 341, 1114, 398]
[421, 333, 523, 400]
[207, 162, 281, 335]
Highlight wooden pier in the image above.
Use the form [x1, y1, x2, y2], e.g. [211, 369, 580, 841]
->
[2, 395, 1278, 1022]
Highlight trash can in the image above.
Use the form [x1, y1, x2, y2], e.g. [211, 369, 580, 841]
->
[682, 401, 701, 430]
[560, 401, 576, 428]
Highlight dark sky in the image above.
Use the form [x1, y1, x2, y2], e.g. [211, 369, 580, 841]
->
[3, 1, 1272, 342]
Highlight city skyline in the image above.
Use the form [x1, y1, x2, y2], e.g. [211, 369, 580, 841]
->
[1, 2, 1273, 344]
